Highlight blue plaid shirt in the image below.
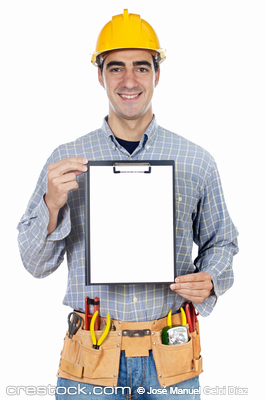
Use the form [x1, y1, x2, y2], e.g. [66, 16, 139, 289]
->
[17, 117, 238, 320]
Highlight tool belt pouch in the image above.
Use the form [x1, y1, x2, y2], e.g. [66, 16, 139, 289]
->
[152, 321, 203, 388]
[57, 315, 203, 388]
[57, 328, 122, 387]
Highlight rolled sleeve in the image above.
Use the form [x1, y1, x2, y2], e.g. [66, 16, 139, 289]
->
[193, 161, 239, 316]
[17, 196, 71, 278]
[17, 149, 72, 278]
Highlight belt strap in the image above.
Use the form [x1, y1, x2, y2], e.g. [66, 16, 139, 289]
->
[76, 311, 183, 332]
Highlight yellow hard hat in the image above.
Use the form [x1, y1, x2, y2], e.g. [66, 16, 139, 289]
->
[91, 9, 166, 67]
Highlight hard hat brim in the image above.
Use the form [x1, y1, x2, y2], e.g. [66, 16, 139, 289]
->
[91, 47, 166, 67]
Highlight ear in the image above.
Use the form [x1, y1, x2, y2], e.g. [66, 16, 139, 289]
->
[98, 67, 105, 88]
[155, 68, 160, 88]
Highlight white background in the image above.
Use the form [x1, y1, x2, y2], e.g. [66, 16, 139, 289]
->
[1, 0, 265, 398]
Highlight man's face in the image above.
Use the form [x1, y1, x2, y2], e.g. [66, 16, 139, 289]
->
[98, 49, 160, 124]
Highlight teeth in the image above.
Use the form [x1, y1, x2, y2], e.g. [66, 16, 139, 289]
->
[120, 94, 139, 99]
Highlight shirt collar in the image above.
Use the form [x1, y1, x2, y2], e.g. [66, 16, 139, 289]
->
[101, 115, 158, 144]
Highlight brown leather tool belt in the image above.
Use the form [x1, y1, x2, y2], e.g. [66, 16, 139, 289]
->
[57, 311, 203, 388]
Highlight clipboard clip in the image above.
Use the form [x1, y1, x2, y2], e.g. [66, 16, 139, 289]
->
[113, 163, 151, 174]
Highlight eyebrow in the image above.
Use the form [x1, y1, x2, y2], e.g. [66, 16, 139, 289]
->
[105, 60, 152, 70]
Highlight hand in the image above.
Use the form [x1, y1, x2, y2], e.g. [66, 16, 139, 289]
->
[44, 157, 88, 233]
[170, 272, 213, 305]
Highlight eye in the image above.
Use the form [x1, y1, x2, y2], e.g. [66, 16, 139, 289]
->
[110, 67, 122, 73]
[137, 67, 148, 73]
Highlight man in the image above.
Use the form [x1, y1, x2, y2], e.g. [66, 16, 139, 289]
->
[17, 9, 238, 399]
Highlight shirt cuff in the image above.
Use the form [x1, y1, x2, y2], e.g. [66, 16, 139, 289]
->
[47, 201, 71, 241]
[195, 292, 217, 317]
[31, 196, 71, 242]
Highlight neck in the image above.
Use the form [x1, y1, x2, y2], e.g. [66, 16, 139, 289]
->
[107, 112, 153, 141]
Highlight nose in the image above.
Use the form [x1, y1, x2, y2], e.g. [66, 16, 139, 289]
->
[122, 69, 138, 90]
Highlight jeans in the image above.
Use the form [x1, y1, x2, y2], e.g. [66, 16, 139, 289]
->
[56, 350, 200, 399]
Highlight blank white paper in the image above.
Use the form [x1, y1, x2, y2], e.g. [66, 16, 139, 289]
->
[88, 163, 175, 284]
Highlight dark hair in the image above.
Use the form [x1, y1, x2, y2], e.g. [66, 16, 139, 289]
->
[98, 55, 160, 75]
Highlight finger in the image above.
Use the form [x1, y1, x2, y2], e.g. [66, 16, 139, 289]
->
[47, 164, 87, 183]
[49, 171, 84, 190]
[171, 281, 211, 291]
[48, 157, 88, 173]
[174, 272, 211, 283]
[170, 285, 211, 304]
[63, 169, 86, 177]
[177, 292, 209, 305]
[57, 161, 87, 176]
[171, 279, 213, 293]
[173, 287, 210, 298]
[50, 171, 80, 186]
[57, 180, 79, 193]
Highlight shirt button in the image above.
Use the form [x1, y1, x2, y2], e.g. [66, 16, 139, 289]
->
[133, 297, 138, 303]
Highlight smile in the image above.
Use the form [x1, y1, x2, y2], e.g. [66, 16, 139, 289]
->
[119, 93, 142, 99]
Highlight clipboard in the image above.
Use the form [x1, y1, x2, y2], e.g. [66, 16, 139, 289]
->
[85, 160, 176, 285]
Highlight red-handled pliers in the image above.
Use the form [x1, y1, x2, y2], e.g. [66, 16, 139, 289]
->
[184, 302, 198, 333]
[85, 296, 99, 331]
